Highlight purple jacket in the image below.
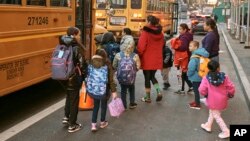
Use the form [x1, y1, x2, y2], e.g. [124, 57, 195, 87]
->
[202, 31, 220, 58]
[177, 32, 193, 57]
[177, 32, 193, 52]
[199, 75, 235, 110]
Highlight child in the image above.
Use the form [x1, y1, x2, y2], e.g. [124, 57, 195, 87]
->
[120, 28, 135, 52]
[199, 60, 235, 139]
[59, 27, 87, 133]
[113, 42, 141, 109]
[171, 23, 193, 95]
[187, 41, 209, 109]
[162, 43, 173, 90]
[88, 49, 117, 132]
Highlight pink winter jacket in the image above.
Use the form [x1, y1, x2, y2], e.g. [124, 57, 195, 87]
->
[199, 75, 235, 110]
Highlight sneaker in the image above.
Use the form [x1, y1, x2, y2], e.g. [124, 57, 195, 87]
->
[156, 94, 163, 102]
[189, 102, 201, 110]
[91, 123, 97, 132]
[187, 87, 194, 93]
[201, 123, 211, 132]
[174, 90, 185, 95]
[68, 123, 82, 133]
[218, 131, 230, 139]
[100, 121, 108, 129]
[163, 83, 170, 90]
[141, 96, 151, 103]
[189, 101, 196, 105]
[129, 103, 137, 109]
[62, 117, 69, 124]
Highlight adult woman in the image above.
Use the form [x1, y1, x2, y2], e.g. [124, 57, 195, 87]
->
[137, 15, 164, 103]
[60, 27, 87, 133]
[202, 18, 220, 62]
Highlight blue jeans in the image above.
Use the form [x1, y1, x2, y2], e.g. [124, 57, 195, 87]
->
[192, 81, 201, 105]
[120, 84, 135, 109]
[92, 98, 108, 123]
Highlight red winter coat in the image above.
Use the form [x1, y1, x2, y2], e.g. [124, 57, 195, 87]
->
[137, 25, 164, 70]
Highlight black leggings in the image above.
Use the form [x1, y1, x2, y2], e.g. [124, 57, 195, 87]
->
[181, 72, 193, 90]
[143, 70, 158, 88]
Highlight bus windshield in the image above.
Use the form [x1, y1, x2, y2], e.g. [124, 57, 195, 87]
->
[96, 0, 127, 9]
[111, 0, 126, 9]
[131, 0, 141, 9]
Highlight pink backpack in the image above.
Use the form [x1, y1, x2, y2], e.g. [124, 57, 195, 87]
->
[108, 98, 125, 117]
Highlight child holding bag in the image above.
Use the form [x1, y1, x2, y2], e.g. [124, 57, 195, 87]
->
[86, 49, 117, 132]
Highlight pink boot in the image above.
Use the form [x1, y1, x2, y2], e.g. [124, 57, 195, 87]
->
[91, 123, 97, 132]
[201, 123, 212, 132]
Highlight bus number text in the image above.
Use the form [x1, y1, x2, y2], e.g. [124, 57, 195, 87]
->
[28, 17, 48, 25]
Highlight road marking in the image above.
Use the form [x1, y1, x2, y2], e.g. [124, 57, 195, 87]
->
[0, 99, 65, 141]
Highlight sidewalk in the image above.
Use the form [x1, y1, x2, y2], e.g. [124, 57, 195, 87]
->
[219, 23, 250, 111]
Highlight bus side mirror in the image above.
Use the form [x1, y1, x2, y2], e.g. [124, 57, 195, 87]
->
[107, 8, 115, 16]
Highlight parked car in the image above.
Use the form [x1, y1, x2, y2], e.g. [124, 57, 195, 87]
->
[191, 15, 211, 34]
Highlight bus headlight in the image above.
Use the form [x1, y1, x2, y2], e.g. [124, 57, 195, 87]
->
[138, 13, 142, 18]
[133, 13, 138, 18]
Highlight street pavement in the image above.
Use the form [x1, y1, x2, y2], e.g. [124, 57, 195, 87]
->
[2, 24, 250, 141]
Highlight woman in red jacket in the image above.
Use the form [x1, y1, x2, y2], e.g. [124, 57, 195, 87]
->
[138, 15, 164, 103]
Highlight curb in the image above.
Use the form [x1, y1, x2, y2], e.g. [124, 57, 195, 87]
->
[221, 27, 250, 111]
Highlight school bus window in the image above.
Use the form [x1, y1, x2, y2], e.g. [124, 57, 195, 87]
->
[96, 0, 107, 9]
[51, 0, 69, 7]
[131, 0, 141, 9]
[110, 16, 126, 26]
[111, 0, 127, 9]
[0, 0, 21, 4]
[27, 0, 45, 6]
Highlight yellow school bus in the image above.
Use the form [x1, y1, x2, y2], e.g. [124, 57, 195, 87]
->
[129, 0, 175, 38]
[0, 0, 94, 97]
[95, 0, 177, 41]
[95, 0, 128, 41]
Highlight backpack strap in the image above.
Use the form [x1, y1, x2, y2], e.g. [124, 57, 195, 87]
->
[191, 54, 201, 58]
[130, 53, 136, 59]
[120, 52, 125, 58]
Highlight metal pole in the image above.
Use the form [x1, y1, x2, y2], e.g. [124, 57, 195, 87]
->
[231, 2, 235, 34]
[235, 1, 240, 39]
[240, 0, 245, 43]
[245, 0, 250, 48]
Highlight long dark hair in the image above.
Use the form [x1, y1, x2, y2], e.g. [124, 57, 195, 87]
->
[205, 19, 220, 44]
[147, 15, 158, 26]
[66, 27, 86, 52]
[179, 23, 190, 32]
[207, 60, 220, 80]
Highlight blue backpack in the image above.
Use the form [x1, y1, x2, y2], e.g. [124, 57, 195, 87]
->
[51, 44, 75, 80]
[117, 52, 137, 85]
[86, 64, 108, 99]
[104, 43, 120, 63]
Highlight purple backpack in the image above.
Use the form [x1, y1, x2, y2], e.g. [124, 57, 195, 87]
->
[51, 44, 75, 80]
[117, 52, 137, 85]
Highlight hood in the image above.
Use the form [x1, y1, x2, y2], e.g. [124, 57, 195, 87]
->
[143, 25, 162, 35]
[143, 25, 163, 41]
[122, 42, 134, 55]
[193, 48, 209, 58]
[206, 72, 226, 86]
[91, 55, 104, 68]
[61, 35, 74, 45]
[120, 35, 134, 45]
[120, 35, 135, 53]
